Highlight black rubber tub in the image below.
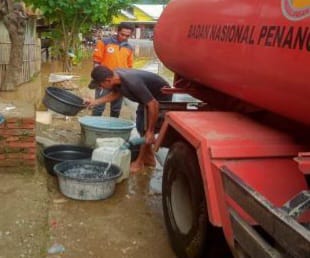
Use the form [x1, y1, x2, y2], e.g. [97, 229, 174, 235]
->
[43, 86, 86, 116]
[42, 144, 93, 176]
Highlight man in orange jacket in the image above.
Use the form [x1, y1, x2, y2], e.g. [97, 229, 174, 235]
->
[91, 23, 134, 117]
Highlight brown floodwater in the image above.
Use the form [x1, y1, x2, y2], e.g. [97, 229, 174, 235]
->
[0, 39, 172, 109]
[1, 58, 96, 110]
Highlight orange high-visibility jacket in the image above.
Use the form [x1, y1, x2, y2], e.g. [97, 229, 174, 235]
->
[93, 36, 133, 70]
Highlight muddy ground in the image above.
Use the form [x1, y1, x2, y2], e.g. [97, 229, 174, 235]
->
[0, 49, 176, 257]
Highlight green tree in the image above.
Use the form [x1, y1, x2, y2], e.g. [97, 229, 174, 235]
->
[25, 0, 133, 71]
[135, 0, 170, 4]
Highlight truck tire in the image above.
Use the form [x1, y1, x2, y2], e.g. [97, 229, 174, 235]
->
[162, 141, 231, 258]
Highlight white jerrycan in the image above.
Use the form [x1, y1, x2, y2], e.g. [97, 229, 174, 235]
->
[92, 137, 131, 183]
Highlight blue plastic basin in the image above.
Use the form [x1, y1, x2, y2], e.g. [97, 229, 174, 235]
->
[78, 116, 136, 147]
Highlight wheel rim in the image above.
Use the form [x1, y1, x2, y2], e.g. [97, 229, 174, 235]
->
[170, 170, 193, 234]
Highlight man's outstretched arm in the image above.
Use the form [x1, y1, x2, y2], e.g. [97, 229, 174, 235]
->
[84, 91, 121, 108]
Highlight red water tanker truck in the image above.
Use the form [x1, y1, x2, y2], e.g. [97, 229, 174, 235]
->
[153, 0, 310, 257]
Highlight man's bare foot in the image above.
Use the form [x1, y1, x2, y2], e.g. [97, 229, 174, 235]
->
[130, 161, 144, 173]
[144, 157, 156, 167]
[143, 152, 156, 167]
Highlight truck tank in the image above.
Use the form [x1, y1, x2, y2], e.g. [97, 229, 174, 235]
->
[154, 0, 310, 125]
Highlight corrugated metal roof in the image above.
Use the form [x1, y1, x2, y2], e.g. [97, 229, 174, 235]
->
[133, 4, 165, 20]
[120, 10, 136, 20]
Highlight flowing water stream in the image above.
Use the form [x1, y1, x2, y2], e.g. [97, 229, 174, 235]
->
[102, 136, 146, 176]
[102, 148, 123, 176]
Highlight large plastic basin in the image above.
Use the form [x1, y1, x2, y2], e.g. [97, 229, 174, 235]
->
[43, 87, 86, 116]
[42, 144, 93, 176]
[78, 116, 135, 147]
[54, 160, 122, 200]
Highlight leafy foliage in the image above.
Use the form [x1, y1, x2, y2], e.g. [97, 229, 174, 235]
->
[24, 0, 133, 71]
[134, 0, 170, 4]
[27, 0, 132, 25]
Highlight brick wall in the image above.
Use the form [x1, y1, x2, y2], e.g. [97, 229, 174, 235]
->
[0, 117, 36, 169]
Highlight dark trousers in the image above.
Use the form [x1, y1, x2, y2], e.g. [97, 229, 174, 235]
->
[136, 104, 145, 136]
[92, 88, 123, 117]
[136, 94, 173, 136]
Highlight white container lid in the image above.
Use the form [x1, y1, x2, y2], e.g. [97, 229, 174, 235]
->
[96, 137, 125, 148]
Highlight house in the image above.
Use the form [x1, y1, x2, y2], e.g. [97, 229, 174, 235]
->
[112, 4, 165, 39]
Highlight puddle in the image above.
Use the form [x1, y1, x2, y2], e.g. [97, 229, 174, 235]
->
[149, 168, 163, 195]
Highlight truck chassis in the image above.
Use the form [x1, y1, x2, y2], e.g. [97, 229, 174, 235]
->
[156, 111, 310, 258]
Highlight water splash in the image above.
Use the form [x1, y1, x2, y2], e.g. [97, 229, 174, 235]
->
[102, 148, 122, 176]
[103, 137, 145, 176]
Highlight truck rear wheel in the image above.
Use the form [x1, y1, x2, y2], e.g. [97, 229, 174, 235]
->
[162, 141, 231, 258]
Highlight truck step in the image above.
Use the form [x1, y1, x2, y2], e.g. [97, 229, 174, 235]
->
[281, 190, 310, 229]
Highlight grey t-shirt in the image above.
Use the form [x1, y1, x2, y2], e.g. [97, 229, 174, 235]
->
[115, 68, 171, 104]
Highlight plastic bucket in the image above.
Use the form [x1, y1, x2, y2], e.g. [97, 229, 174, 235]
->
[42, 144, 93, 176]
[43, 87, 86, 116]
[79, 116, 135, 147]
